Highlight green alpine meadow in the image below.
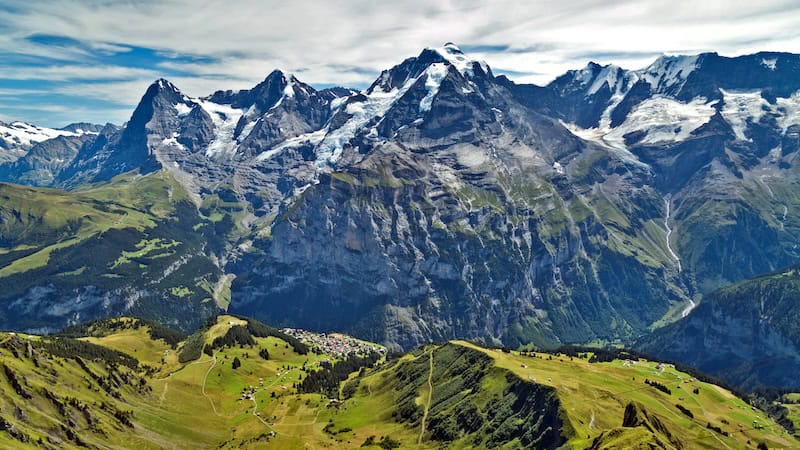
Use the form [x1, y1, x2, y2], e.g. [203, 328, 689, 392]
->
[1, 316, 797, 449]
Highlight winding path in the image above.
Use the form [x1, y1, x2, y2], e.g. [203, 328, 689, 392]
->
[250, 395, 275, 430]
[248, 368, 301, 434]
[158, 374, 171, 405]
[418, 350, 434, 445]
[201, 356, 220, 415]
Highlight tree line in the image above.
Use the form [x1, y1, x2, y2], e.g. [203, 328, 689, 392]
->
[299, 352, 381, 398]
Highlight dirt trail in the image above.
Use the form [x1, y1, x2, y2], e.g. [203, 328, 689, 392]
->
[250, 395, 274, 429]
[201, 356, 219, 415]
[418, 350, 434, 444]
[250, 368, 300, 434]
[159, 374, 171, 405]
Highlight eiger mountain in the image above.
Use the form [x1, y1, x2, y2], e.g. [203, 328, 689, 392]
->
[2, 43, 800, 362]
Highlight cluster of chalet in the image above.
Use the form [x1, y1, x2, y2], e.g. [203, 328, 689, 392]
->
[281, 328, 385, 358]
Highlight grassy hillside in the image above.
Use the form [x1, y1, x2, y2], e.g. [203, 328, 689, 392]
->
[0, 315, 796, 449]
[456, 343, 797, 449]
[0, 172, 231, 333]
[785, 396, 800, 440]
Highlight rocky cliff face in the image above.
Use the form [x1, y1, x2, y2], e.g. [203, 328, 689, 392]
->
[231, 47, 800, 349]
[231, 45, 687, 349]
[1, 45, 800, 353]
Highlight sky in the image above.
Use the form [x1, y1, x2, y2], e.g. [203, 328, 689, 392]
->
[0, 0, 799, 127]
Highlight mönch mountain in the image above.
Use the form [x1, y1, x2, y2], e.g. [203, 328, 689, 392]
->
[1, 44, 800, 381]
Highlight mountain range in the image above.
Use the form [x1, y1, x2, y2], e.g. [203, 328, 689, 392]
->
[1, 44, 800, 389]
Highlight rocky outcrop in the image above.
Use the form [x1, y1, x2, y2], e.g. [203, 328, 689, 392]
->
[589, 402, 682, 450]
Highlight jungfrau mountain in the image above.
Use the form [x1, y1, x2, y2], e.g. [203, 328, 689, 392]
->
[1, 43, 800, 360]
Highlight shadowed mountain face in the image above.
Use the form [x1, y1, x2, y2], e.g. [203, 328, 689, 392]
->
[636, 266, 800, 390]
[1, 45, 800, 356]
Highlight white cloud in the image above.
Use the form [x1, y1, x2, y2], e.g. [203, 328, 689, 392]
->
[0, 65, 162, 81]
[0, 0, 799, 123]
[4, 0, 799, 81]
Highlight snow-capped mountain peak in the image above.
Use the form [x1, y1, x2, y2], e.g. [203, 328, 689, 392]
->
[369, 43, 491, 96]
[138, 78, 194, 113]
[155, 78, 181, 93]
[279, 71, 299, 98]
[639, 54, 699, 94]
[309, 44, 496, 168]
[259, 69, 299, 99]
[0, 121, 95, 164]
[204, 69, 310, 115]
[430, 42, 491, 78]
[567, 62, 634, 98]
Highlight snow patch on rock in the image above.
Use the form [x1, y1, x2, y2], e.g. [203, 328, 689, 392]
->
[432, 43, 489, 77]
[761, 58, 778, 71]
[255, 129, 326, 162]
[719, 90, 800, 139]
[198, 100, 245, 158]
[775, 91, 800, 132]
[640, 55, 699, 93]
[564, 96, 716, 150]
[314, 78, 418, 167]
[419, 63, 449, 112]
[607, 96, 717, 145]
[174, 103, 192, 117]
[720, 89, 769, 141]
[587, 65, 624, 96]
